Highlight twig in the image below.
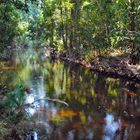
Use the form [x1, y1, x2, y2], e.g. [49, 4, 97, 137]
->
[24, 97, 69, 107]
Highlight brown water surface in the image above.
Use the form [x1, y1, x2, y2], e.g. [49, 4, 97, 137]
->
[1, 59, 140, 140]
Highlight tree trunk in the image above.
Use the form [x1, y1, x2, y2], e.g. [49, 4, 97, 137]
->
[69, 8, 74, 49]
[128, 0, 137, 64]
[60, 0, 66, 49]
[50, 18, 54, 48]
[70, 0, 80, 49]
[65, 8, 68, 49]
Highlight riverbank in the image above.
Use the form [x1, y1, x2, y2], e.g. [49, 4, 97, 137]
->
[49, 49, 140, 82]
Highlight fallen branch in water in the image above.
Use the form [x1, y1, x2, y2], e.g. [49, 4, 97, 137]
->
[24, 97, 69, 107]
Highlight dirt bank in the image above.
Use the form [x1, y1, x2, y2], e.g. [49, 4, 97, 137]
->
[48, 49, 140, 82]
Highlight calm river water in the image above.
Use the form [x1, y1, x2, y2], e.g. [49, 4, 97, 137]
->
[1, 58, 140, 140]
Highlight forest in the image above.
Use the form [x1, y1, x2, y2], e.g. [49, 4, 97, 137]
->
[0, 0, 140, 140]
[1, 0, 140, 78]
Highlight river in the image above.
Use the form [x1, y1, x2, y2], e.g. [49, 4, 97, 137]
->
[1, 57, 140, 140]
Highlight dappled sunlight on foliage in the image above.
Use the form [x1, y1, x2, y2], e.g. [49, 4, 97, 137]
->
[0, 0, 140, 139]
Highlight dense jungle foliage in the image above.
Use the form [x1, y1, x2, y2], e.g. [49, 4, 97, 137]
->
[0, 0, 140, 62]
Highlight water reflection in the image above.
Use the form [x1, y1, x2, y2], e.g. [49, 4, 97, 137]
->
[25, 76, 46, 116]
[1, 59, 140, 139]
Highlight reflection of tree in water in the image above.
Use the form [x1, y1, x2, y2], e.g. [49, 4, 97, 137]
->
[94, 74, 108, 110]
[115, 80, 140, 140]
[50, 114, 95, 140]
[94, 74, 107, 95]
[119, 81, 140, 116]
[24, 61, 140, 140]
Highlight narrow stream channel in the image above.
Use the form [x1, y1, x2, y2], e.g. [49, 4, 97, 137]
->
[1, 58, 140, 140]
